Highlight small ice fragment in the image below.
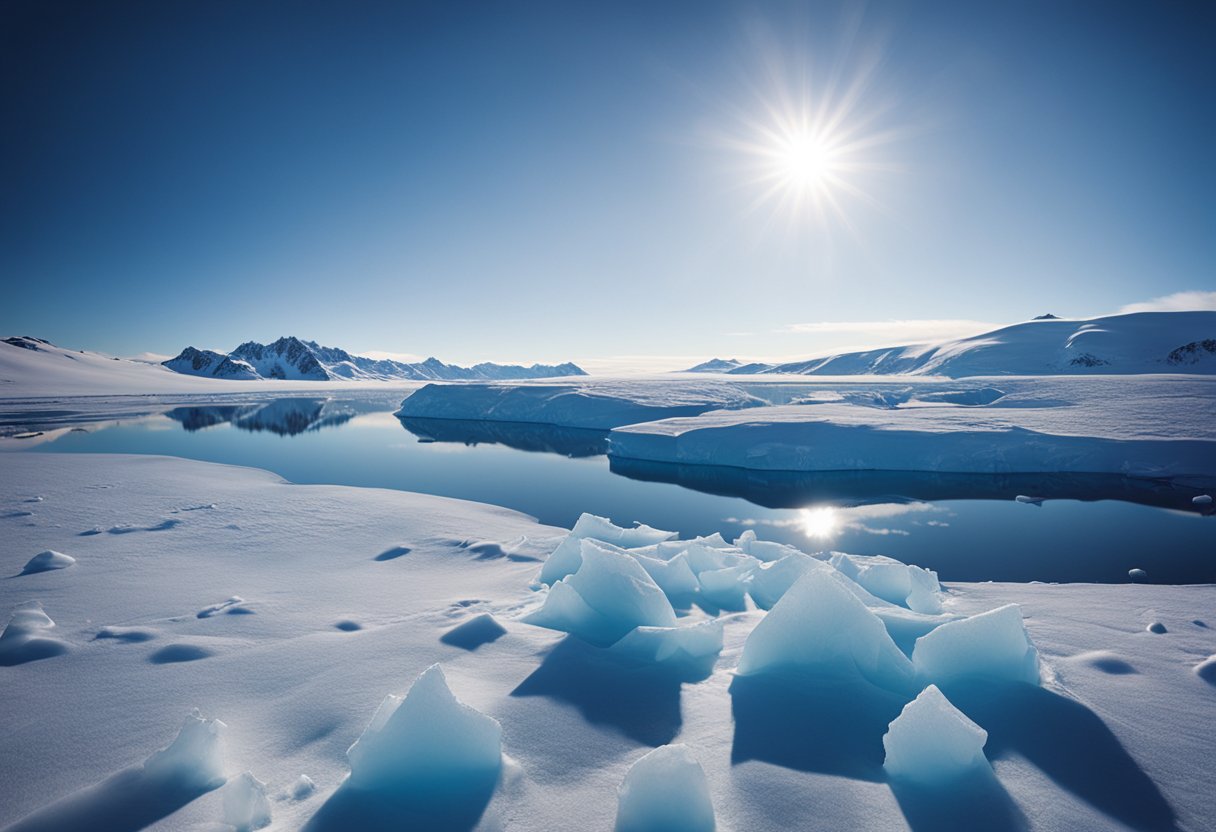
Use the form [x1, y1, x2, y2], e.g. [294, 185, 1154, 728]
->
[1128, 568, 1147, 581]
[1014, 495, 1044, 506]
[222, 771, 271, 831]
[1146, 621, 1167, 634]
[1195, 655, 1216, 684]
[883, 685, 990, 785]
[290, 774, 316, 799]
[912, 604, 1040, 685]
[615, 744, 715, 832]
[1193, 494, 1212, 505]
[143, 709, 227, 789]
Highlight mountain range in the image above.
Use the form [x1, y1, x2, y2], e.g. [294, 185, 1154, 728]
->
[163, 336, 586, 381]
[682, 312, 1216, 377]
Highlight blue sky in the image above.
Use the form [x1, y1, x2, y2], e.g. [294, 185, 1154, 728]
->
[2, 0, 1213, 371]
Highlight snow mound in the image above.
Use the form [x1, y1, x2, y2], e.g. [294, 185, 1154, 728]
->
[0, 601, 70, 665]
[612, 619, 724, 664]
[20, 550, 76, 575]
[912, 604, 1040, 685]
[291, 774, 317, 800]
[1195, 655, 1216, 685]
[736, 568, 915, 691]
[346, 663, 502, 791]
[830, 553, 943, 614]
[540, 513, 676, 584]
[525, 539, 676, 646]
[615, 745, 715, 832]
[143, 709, 227, 790]
[883, 685, 990, 785]
[223, 771, 272, 831]
[440, 613, 508, 650]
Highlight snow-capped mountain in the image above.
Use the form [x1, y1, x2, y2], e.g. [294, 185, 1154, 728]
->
[682, 358, 745, 373]
[163, 336, 586, 381]
[720, 311, 1216, 377]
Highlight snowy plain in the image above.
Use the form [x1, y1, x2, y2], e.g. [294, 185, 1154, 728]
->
[1, 453, 1214, 832]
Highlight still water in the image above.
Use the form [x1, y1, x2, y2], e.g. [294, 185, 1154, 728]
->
[10, 396, 1214, 584]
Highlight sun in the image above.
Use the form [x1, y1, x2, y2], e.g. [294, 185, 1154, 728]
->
[773, 130, 838, 193]
[799, 506, 839, 539]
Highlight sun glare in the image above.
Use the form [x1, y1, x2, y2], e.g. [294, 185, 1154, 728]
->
[799, 506, 839, 539]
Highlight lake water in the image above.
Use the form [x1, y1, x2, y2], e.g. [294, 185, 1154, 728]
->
[7, 395, 1214, 584]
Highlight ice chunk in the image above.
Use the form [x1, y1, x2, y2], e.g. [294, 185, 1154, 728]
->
[697, 563, 754, 610]
[615, 744, 715, 832]
[347, 664, 502, 791]
[290, 774, 316, 800]
[748, 553, 824, 610]
[539, 513, 676, 584]
[883, 685, 990, 785]
[681, 542, 753, 576]
[524, 539, 676, 646]
[1195, 655, 1216, 684]
[1193, 494, 1212, 505]
[733, 529, 807, 562]
[1128, 568, 1147, 581]
[632, 551, 700, 598]
[1014, 495, 1044, 506]
[912, 604, 1040, 685]
[223, 771, 271, 831]
[143, 709, 227, 789]
[829, 553, 943, 614]
[736, 569, 915, 691]
[0, 601, 69, 665]
[612, 619, 724, 663]
[20, 550, 76, 574]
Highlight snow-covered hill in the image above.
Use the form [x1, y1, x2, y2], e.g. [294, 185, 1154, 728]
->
[165, 336, 586, 382]
[717, 312, 1216, 378]
[682, 358, 745, 373]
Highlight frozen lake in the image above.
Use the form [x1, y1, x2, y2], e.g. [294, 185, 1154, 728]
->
[5, 395, 1212, 584]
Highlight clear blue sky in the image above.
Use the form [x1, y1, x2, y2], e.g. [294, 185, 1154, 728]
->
[2, 0, 1213, 370]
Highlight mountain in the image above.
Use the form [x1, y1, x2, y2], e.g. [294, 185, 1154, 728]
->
[162, 336, 587, 381]
[682, 358, 745, 373]
[735, 311, 1216, 377]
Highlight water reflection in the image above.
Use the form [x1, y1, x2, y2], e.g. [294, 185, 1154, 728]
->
[164, 398, 370, 437]
[610, 457, 1214, 516]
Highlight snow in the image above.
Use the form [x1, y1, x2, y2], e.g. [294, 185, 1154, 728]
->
[345, 663, 502, 790]
[1, 452, 1213, 831]
[882, 685, 990, 785]
[615, 745, 716, 832]
[912, 604, 1041, 685]
[19, 550, 76, 575]
[0, 601, 70, 666]
[222, 771, 272, 831]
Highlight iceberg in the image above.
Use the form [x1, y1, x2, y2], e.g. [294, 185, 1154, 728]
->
[615, 745, 716, 832]
[736, 569, 916, 691]
[346, 664, 502, 791]
[883, 685, 990, 785]
[912, 604, 1040, 685]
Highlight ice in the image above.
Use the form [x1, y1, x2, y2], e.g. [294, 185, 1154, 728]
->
[1128, 568, 1148, 581]
[20, 550, 76, 575]
[697, 563, 754, 610]
[912, 604, 1040, 685]
[222, 771, 272, 831]
[614, 745, 715, 832]
[0, 601, 70, 665]
[631, 551, 701, 598]
[1194, 494, 1213, 505]
[736, 568, 915, 691]
[612, 619, 724, 663]
[143, 709, 227, 789]
[882, 685, 991, 785]
[346, 663, 502, 791]
[681, 541, 753, 576]
[733, 530, 808, 563]
[1194, 655, 1216, 685]
[290, 774, 316, 800]
[748, 553, 823, 610]
[1015, 495, 1045, 506]
[525, 539, 676, 646]
[830, 554, 943, 614]
[539, 513, 676, 584]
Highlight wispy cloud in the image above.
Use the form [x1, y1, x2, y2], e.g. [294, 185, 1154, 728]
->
[1118, 291, 1216, 314]
[362, 350, 426, 363]
[780, 319, 1002, 344]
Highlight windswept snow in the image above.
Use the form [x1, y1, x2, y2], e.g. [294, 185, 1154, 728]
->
[1, 453, 1213, 831]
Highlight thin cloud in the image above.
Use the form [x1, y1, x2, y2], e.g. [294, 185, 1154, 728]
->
[780, 319, 1002, 344]
[1118, 291, 1216, 314]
